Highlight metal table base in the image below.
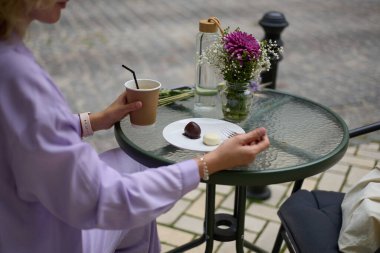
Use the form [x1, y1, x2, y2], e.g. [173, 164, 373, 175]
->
[167, 184, 267, 253]
[114, 89, 350, 253]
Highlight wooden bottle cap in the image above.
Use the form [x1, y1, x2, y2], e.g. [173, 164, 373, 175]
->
[199, 19, 218, 33]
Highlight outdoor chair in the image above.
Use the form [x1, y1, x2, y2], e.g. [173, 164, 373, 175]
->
[272, 121, 380, 253]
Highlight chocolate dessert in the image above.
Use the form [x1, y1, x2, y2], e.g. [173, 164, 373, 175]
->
[183, 121, 201, 139]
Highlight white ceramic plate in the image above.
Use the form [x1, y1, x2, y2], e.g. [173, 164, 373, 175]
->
[162, 118, 245, 152]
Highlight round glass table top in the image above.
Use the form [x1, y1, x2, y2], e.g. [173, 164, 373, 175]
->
[115, 89, 349, 186]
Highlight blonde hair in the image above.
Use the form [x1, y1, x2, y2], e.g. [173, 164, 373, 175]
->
[0, 0, 55, 40]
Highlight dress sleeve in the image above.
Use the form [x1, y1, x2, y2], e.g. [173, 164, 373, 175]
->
[1, 56, 200, 231]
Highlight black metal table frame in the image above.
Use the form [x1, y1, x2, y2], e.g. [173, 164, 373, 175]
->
[115, 122, 347, 253]
[114, 89, 350, 253]
[165, 180, 307, 253]
[166, 183, 272, 253]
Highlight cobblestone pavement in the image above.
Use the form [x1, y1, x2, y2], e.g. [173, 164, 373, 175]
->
[25, 0, 380, 252]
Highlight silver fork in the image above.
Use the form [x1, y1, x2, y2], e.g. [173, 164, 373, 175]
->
[221, 128, 238, 139]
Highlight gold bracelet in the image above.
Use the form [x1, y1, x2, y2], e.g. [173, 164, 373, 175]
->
[200, 155, 209, 181]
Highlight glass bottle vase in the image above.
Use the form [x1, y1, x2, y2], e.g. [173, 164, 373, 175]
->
[220, 81, 253, 122]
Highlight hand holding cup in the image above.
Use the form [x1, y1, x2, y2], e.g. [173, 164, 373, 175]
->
[124, 79, 161, 127]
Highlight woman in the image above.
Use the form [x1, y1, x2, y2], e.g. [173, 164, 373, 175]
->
[0, 0, 270, 252]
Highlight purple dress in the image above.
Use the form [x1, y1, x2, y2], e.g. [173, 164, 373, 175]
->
[0, 36, 200, 253]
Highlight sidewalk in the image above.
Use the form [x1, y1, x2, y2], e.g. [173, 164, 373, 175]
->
[158, 140, 380, 252]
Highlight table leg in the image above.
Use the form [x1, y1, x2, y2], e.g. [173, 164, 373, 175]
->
[235, 186, 268, 253]
[204, 183, 216, 253]
[168, 184, 269, 253]
[166, 183, 216, 253]
[235, 186, 246, 253]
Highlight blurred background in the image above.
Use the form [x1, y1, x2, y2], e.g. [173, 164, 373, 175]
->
[26, 0, 380, 153]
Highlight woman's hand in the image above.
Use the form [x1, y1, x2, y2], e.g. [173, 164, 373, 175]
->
[89, 91, 142, 131]
[196, 127, 270, 178]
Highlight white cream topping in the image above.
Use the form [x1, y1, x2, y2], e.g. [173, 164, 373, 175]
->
[203, 132, 221, 146]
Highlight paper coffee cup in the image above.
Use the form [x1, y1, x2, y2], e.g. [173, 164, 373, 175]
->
[124, 79, 161, 127]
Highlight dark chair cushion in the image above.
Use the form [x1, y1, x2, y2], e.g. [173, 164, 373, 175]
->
[278, 190, 345, 253]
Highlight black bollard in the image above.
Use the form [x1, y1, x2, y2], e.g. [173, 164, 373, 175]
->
[247, 11, 288, 201]
[259, 11, 288, 90]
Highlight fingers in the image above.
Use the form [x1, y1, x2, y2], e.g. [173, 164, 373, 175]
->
[237, 127, 266, 145]
[209, 127, 270, 171]
[122, 101, 142, 114]
[115, 101, 142, 118]
[120, 91, 142, 112]
[249, 134, 270, 152]
[235, 128, 270, 164]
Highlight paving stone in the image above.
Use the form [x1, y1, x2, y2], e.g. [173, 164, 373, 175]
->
[160, 243, 175, 252]
[346, 166, 374, 187]
[174, 215, 204, 235]
[217, 240, 260, 253]
[157, 224, 194, 247]
[216, 242, 238, 253]
[328, 163, 350, 175]
[220, 191, 236, 210]
[184, 241, 221, 253]
[246, 203, 280, 223]
[262, 184, 288, 207]
[254, 221, 281, 252]
[215, 185, 233, 195]
[244, 230, 258, 245]
[197, 183, 207, 191]
[300, 177, 318, 191]
[180, 244, 205, 253]
[185, 192, 224, 218]
[357, 149, 380, 160]
[346, 146, 357, 155]
[157, 198, 191, 225]
[359, 143, 380, 152]
[317, 171, 345, 192]
[183, 188, 202, 201]
[214, 207, 231, 215]
[244, 214, 267, 233]
[340, 153, 376, 169]
[310, 172, 322, 181]
[341, 184, 353, 194]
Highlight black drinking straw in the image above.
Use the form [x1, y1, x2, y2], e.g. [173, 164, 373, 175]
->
[122, 65, 140, 89]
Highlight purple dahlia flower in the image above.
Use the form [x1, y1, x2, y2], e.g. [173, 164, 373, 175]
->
[223, 30, 261, 64]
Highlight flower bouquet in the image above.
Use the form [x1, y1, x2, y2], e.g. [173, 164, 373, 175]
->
[201, 27, 283, 122]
